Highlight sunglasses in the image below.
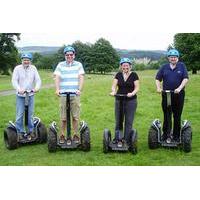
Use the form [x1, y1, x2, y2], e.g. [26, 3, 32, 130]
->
[65, 53, 74, 56]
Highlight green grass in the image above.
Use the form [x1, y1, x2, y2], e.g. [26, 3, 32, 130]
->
[0, 70, 199, 166]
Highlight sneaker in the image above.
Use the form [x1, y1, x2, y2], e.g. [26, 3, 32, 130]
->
[166, 137, 172, 144]
[117, 141, 123, 148]
[112, 138, 117, 144]
[59, 135, 65, 144]
[30, 132, 36, 139]
[73, 134, 80, 144]
[66, 137, 72, 145]
[18, 133, 24, 141]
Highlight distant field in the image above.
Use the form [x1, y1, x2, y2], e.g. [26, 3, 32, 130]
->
[0, 70, 199, 166]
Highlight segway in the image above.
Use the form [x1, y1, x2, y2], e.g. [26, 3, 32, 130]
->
[103, 94, 138, 154]
[4, 90, 47, 150]
[148, 90, 192, 152]
[48, 92, 90, 152]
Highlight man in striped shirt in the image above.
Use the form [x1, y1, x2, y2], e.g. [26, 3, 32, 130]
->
[54, 46, 85, 144]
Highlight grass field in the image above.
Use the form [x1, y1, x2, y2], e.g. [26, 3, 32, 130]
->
[0, 70, 199, 166]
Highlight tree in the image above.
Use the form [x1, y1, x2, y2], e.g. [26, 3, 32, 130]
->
[34, 54, 59, 70]
[0, 33, 20, 75]
[32, 52, 43, 64]
[91, 38, 120, 74]
[173, 33, 200, 74]
[72, 41, 93, 73]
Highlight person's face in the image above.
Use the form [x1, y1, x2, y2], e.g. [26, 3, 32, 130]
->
[168, 56, 179, 65]
[121, 63, 131, 73]
[65, 51, 75, 63]
[22, 58, 31, 67]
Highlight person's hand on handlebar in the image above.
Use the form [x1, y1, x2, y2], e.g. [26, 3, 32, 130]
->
[110, 91, 116, 96]
[174, 87, 181, 94]
[32, 88, 39, 93]
[127, 92, 134, 97]
[18, 89, 25, 94]
[156, 87, 162, 93]
[76, 89, 81, 96]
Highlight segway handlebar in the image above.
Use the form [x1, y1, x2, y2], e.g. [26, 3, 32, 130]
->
[115, 94, 128, 97]
[59, 91, 77, 95]
[24, 90, 34, 94]
[162, 90, 174, 94]
[18, 90, 34, 94]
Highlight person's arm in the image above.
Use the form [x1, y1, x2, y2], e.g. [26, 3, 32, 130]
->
[175, 63, 189, 93]
[127, 80, 139, 97]
[12, 68, 20, 91]
[34, 68, 42, 92]
[55, 74, 60, 96]
[155, 79, 162, 93]
[77, 74, 84, 95]
[174, 78, 189, 93]
[53, 63, 61, 96]
[110, 78, 118, 96]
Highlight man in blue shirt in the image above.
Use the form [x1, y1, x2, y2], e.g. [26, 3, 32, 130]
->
[155, 49, 189, 142]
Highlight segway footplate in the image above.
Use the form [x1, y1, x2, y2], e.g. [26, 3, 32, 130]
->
[57, 140, 81, 149]
[109, 142, 129, 151]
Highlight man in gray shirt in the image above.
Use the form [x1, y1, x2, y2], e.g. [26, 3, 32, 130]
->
[12, 53, 41, 139]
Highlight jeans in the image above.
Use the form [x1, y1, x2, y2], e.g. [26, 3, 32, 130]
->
[162, 90, 185, 140]
[15, 95, 34, 134]
[115, 98, 137, 144]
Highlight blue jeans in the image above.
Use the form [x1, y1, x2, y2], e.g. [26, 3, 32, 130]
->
[15, 95, 34, 134]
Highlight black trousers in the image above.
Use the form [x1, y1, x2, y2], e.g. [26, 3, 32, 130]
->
[115, 98, 137, 144]
[162, 90, 185, 139]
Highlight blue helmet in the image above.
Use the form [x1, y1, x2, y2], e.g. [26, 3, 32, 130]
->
[120, 58, 132, 65]
[167, 49, 180, 57]
[21, 53, 32, 60]
[63, 46, 75, 54]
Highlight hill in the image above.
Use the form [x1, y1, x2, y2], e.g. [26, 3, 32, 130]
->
[18, 46, 166, 60]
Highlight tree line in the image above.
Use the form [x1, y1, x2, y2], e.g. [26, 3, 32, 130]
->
[0, 33, 200, 75]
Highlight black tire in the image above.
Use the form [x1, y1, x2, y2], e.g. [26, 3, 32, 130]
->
[48, 128, 57, 152]
[103, 129, 111, 153]
[148, 126, 159, 149]
[38, 122, 47, 143]
[4, 128, 18, 150]
[81, 127, 90, 151]
[181, 126, 192, 153]
[129, 130, 138, 154]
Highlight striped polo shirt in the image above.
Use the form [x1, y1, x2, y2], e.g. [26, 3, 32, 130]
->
[54, 60, 85, 94]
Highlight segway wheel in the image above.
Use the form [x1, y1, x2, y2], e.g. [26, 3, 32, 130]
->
[4, 128, 18, 150]
[48, 129, 57, 152]
[148, 126, 159, 149]
[181, 126, 192, 153]
[81, 127, 91, 151]
[129, 130, 138, 154]
[103, 129, 111, 153]
[38, 122, 47, 143]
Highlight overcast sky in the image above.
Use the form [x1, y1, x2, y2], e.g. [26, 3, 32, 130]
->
[1, 0, 199, 51]
[15, 32, 175, 50]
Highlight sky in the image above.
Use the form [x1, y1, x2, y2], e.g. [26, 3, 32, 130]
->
[1, 0, 199, 52]
[15, 32, 175, 50]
